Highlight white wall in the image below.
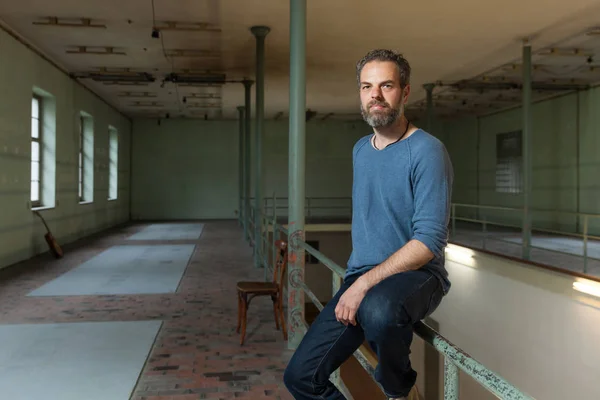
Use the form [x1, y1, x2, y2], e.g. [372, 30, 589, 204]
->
[412, 245, 600, 400]
[0, 27, 131, 269]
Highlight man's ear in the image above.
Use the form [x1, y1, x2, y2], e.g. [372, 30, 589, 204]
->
[402, 84, 411, 104]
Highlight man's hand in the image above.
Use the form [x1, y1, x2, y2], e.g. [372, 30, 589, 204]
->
[335, 278, 369, 326]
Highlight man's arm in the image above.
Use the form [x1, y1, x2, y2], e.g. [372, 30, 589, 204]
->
[356, 239, 434, 291]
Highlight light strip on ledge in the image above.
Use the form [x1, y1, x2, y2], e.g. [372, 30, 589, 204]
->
[573, 279, 600, 298]
[445, 244, 475, 265]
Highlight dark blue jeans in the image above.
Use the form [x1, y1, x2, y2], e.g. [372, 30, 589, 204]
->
[283, 268, 444, 399]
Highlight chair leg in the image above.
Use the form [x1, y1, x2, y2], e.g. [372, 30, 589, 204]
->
[272, 295, 280, 330]
[236, 291, 242, 333]
[278, 296, 287, 341]
[240, 294, 248, 346]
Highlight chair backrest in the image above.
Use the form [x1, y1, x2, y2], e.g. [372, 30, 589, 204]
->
[272, 240, 288, 292]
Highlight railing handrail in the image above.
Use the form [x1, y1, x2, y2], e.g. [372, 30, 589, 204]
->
[239, 195, 599, 282]
[247, 203, 535, 400]
[243, 195, 600, 220]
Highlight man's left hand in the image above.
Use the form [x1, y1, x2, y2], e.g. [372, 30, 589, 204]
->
[335, 278, 369, 326]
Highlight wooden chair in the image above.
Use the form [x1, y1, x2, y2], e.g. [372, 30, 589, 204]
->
[236, 240, 288, 345]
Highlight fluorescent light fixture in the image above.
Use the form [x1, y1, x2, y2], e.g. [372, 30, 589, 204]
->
[573, 279, 600, 298]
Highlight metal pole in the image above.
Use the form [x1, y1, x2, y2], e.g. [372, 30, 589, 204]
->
[237, 106, 245, 228]
[251, 25, 270, 269]
[522, 41, 533, 260]
[271, 192, 277, 280]
[444, 358, 460, 400]
[583, 216, 589, 273]
[243, 80, 253, 243]
[331, 274, 343, 386]
[423, 83, 435, 132]
[287, 0, 306, 350]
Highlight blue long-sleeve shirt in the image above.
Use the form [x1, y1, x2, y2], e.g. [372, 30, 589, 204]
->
[346, 128, 454, 294]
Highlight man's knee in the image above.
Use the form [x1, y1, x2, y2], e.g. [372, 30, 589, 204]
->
[283, 353, 312, 394]
[359, 286, 410, 333]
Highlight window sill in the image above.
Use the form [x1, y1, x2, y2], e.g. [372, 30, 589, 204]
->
[108, 198, 118, 202]
[79, 201, 94, 206]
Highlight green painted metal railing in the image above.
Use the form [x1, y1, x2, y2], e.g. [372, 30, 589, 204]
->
[243, 199, 535, 400]
[240, 195, 600, 277]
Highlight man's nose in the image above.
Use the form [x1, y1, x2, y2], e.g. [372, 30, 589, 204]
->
[370, 87, 383, 99]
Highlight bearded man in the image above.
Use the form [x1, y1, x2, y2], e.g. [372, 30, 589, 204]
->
[284, 49, 454, 400]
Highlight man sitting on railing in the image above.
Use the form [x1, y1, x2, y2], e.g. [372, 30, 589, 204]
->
[284, 49, 453, 400]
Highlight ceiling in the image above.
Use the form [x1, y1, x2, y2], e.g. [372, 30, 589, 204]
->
[2, 0, 600, 121]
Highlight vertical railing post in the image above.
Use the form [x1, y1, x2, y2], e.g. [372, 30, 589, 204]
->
[251, 25, 270, 268]
[522, 39, 533, 260]
[243, 80, 253, 244]
[482, 217, 487, 250]
[330, 274, 343, 387]
[237, 106, 245, 228]
[583, 215, 589, 273]
[424, 82, 435, 132]
[287, 0, 307, 350]
[452, 204, 456, 238]
[444, 358, 460, 400]
[271, 192, 277, 280]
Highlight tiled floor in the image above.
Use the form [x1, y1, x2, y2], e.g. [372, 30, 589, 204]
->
[0, 221, 294, 400]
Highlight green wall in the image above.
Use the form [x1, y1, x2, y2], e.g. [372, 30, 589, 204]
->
[0, 28, 132, 270]
[131, 118, 368, 220]
[441, 88, 600, 235]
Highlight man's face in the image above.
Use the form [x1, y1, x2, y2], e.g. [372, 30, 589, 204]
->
[359, 61, 409, 128]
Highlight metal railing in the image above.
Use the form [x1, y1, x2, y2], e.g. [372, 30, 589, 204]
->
[239, 195, 600, 277]
[450, 203, 600, 275]
[242, 198, 535, 400]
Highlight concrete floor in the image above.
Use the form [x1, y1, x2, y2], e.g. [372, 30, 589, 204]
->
[0, 221, 295, 400]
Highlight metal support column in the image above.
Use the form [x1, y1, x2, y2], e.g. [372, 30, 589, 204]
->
[243, 80, 253, 243]
[237, 106, 245, 228]
[251, 25, 270, 268]
[423, 83, 435, 132]
[287, 0, 306, 350]
[522, 41, 533, 260]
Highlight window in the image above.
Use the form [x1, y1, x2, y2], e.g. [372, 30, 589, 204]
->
[31, 88, 57, 209]
[79, 113, 94, 203]
[78, 116, 84, 202]
[495, 130, 522, 194]
[31, 96, 42, 207]
[108, 127, 118, 200]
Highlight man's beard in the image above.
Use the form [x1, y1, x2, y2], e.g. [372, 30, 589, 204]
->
[361, 100, 402, 128]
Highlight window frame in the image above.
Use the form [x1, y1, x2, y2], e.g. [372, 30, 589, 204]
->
[79, 115, 85, 202]
[31, 94, 43, 208]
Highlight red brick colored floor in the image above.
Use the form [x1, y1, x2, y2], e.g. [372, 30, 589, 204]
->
[0, 220, 295, 400]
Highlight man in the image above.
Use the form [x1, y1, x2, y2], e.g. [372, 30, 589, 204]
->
[283, 49, 453, 400]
